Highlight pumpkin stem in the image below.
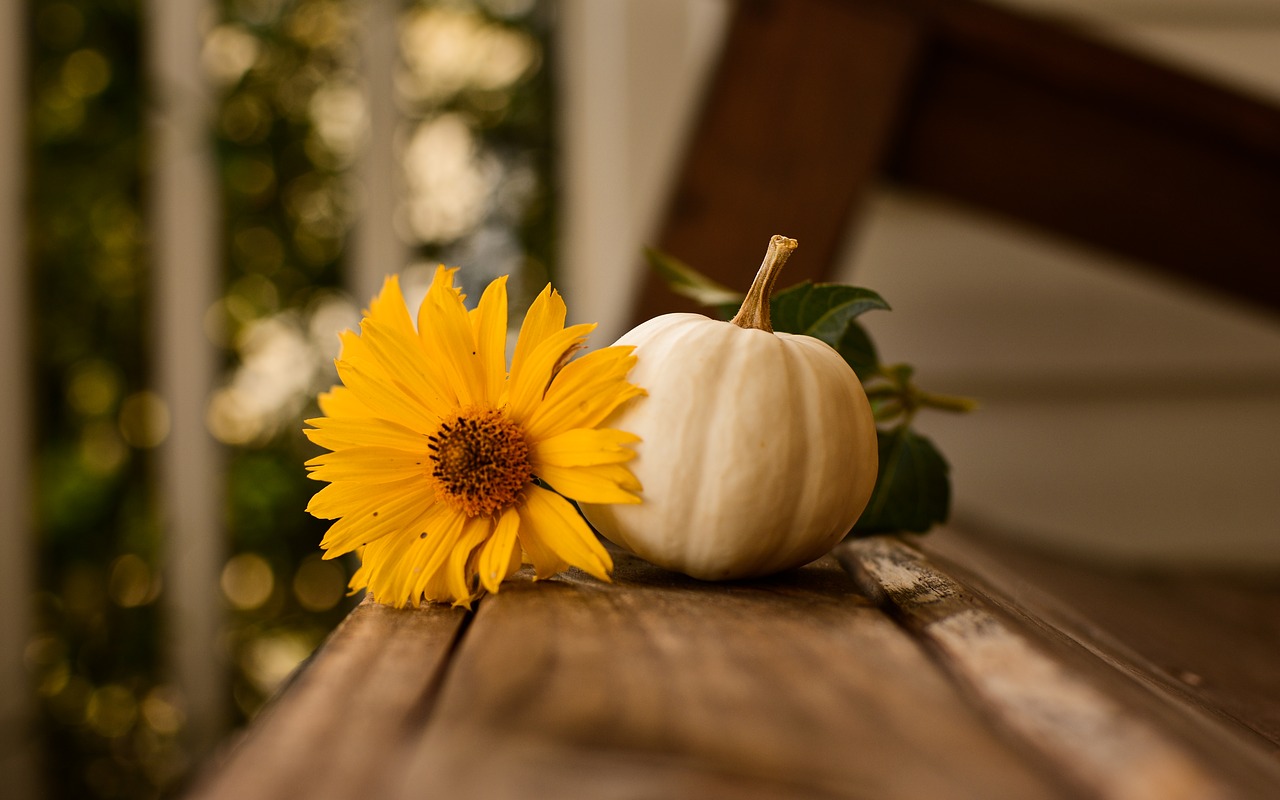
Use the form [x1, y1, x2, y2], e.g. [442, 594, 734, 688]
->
[730, 235, 798, 332]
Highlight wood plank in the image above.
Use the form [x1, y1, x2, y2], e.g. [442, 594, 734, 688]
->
[184, 599, 467, 800]
[887, 41, 1280, 314]
[839, 535, 1280, 799]
[919, 526, 1280, 756]
[633, 0, 922, 324]
[878, 0, 1280, 314]
[390, 552, 1069, 799]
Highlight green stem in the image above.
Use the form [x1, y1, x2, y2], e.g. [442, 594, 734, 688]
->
[917, 391, 978, 413]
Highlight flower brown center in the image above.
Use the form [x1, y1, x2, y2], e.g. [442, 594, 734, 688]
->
[427, 408, 533, 518]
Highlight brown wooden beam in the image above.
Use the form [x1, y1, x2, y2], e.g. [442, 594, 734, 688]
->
[638, 0, 1280, 322]
[887, 0, 1280, 312]
[633, 0, 922, 324]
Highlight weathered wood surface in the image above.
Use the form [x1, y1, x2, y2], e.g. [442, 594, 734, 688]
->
[839, 535, 1280, 799]
[185, 600, 467, 800]
[920, 527, 1280, 757]
[388, 555, 1061, 800]
[187, 540, 1280, 799]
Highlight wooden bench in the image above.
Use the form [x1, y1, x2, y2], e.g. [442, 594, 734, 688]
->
[187, 0, 1280, 795]
[184, 528, 1280, 798]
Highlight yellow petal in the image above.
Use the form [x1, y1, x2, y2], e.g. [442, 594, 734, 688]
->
[470, 276, 509, 406]
[477, 507, 520, 594]
[510, 284, 566, 383]
[400, 504, 465, 605]
[336, 350, 440, 434]
[317, 385, 371, 420]
[359, 318, 455, 419]
[523, 346, 643, 441]
[506, 323, 596, 424]
[505, 533, 524, 579]
[366, 275, 418, 334]
[417, 265, 485, 407]
[532, 428, 639, 468]
[356, 521, 424, 605]
[318, 489, 437, 558]
[364, 502, 456, 606]
[304, 416, 433, 452]
[446, 516, 492, 606]
[515, 519, 568, 580]
[304, 446, 429, 484]
[306, 474, 421, 519]
[535, 462, 642, 505]
[518, 485, 612, 582]
[340, 284, 454, 422]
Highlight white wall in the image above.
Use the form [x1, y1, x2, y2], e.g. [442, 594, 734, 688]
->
[557, 0, 1280, 567]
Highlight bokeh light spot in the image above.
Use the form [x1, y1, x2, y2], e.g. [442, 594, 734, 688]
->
[227, 156, 277, 199]
[292, 555, 345, 612]
[67, 359, 123, 416]
[118, 391, 171, 449]
[240, 632, 316, 695]
[141, 686, 187, 735]
[220, 92, 273, 145]
[221, 553, 275, 610]
[400, 7, 536, 103]
[403, 114, 495, 243]
[108, 554, 154, 608]
[79, 421, 128, 476]
[86, 684, 139, 739]
[61, 48, 112, 98]
[203, 24, 262, 86]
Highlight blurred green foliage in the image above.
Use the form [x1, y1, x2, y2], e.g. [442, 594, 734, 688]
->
[26, 0, 554, 797]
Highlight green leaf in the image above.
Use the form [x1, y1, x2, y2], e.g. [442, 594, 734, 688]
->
[834, 320, 880, 381]
[769, 282, 890, 342]
[852, 427, 951, 534]
[770, 282, 889, 378]
[644, 247, 743, 319]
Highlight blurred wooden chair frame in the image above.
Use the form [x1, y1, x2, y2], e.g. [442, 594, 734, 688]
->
[634, 0, 1280, 323]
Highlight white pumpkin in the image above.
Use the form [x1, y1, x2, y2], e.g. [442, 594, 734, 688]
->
[581, 236, 878, 580]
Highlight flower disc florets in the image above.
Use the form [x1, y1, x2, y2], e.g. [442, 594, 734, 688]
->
[429, 408, 533, 518]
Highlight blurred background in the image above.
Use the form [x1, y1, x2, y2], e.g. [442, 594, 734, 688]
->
[2, 0, 1278, 798]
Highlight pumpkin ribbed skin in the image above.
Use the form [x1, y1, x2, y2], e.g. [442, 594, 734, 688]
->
[580, 312, 878, 580]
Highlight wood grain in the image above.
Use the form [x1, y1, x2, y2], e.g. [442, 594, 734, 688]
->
[919, 526, 1280, 774]
[839, 535, 1280, 799]
[391, 553, 1068, 799]
[188, 538, 1280, 799]
[184, 598, 467, 800]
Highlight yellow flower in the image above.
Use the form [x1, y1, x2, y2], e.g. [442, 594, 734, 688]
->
[304, 267, 644, 607]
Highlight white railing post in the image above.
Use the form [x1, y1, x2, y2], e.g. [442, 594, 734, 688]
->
[144, 0, 227, 761]
[556, 0, 632, 338]
[0, 1, 39, 796]
[352, 0, 409, 302]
